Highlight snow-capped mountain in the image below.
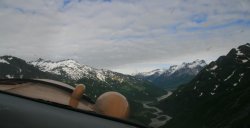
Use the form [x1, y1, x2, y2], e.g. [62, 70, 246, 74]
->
[137, 59, 206, 77]
[158, 43, 250, 128]
[135, 60, 207, 90]
[30, 58, 116, 82]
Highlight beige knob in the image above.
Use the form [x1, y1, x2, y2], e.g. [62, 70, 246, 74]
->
[69, 84, 85, 108]
[94, 92, 129, 119]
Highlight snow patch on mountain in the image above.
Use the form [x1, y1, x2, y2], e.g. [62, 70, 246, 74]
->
[199, 92, 203, 97]
[210, 65, 218, 70]
[233, 83, 238, 86]
[238, 74, 244, 82]
[224, 70, 236, 81]
[7, 57, 13, 60]
[0, 59, 9, 64]
[5, 74, 13, 78]
[242, 59, 248, 63]
[136, 69, 166, 76]
[96, 70, 106, 81]
[236, 49, 244, 56]
[213, 85, 219, 91]
[193, 86, 197, 90]
[188, 60, 206, 68]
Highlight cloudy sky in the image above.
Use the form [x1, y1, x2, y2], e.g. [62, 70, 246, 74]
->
[0, 0, 250, 74]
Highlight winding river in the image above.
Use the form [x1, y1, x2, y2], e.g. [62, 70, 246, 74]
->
[142, 91, 173, 128]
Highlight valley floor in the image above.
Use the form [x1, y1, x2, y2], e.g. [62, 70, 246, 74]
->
[142, 91, 173, 128]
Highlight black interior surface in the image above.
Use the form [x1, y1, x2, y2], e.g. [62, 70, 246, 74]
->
[0, 92, 143, 128]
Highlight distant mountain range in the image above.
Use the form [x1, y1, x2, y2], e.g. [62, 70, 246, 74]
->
[134, 60, 206, 90]
[0, 55, 167, 100]
[157, 43, 250, 128]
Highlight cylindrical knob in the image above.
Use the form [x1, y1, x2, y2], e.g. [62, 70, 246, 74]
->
[69, 84, 85, 108]
[94, 91, 129, 119]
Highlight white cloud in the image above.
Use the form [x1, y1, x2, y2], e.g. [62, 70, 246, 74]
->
[0, 0, 250, 74]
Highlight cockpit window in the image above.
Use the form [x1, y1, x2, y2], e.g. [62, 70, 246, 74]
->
[0, 0, 250, 128]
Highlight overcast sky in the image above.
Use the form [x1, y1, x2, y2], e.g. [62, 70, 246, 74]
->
[0, 0, 250, 74]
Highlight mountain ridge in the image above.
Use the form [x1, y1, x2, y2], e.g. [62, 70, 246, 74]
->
[0, 55, 62, 80]
[135, 59, 207, 90]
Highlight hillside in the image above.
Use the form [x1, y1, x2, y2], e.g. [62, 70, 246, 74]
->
[0, 56, 62, 80]
[157, 43, 250, 128]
